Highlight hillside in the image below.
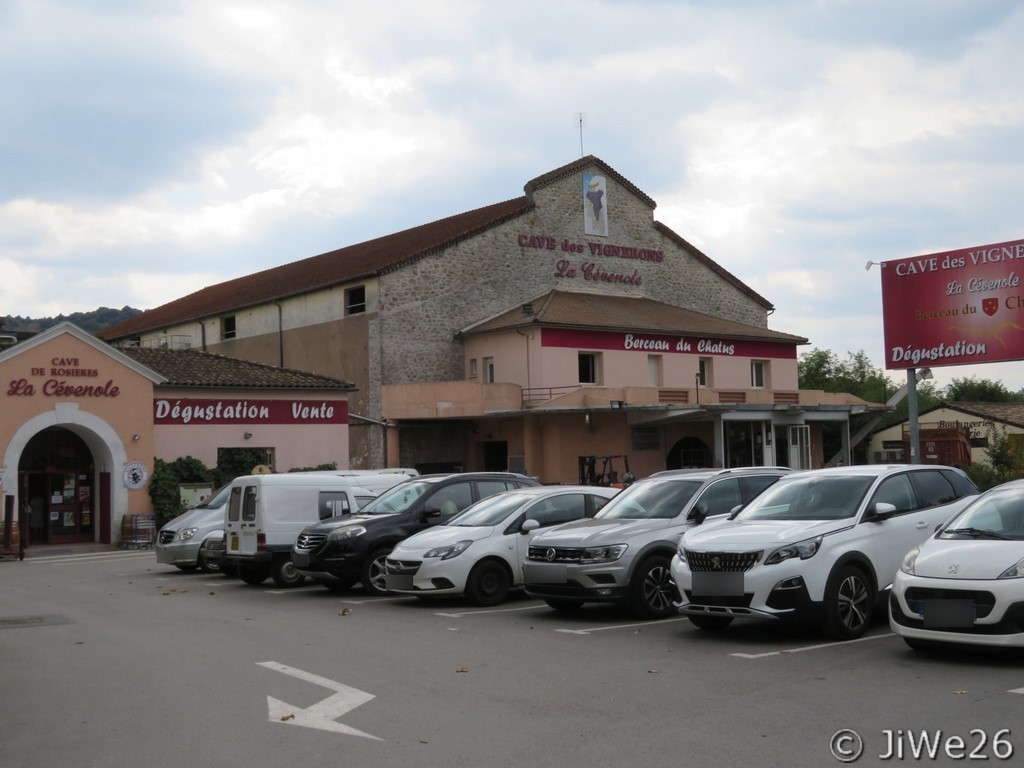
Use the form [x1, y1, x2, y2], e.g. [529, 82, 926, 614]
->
[2, 306, 143, 335]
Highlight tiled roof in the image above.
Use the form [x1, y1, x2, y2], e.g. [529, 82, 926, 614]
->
[459, 290, 807, 344]
[99, 196, 535, 340]
[921, 401, 1024, 430]
[99, 155, 774, 340]
[121, 347, 355, 390]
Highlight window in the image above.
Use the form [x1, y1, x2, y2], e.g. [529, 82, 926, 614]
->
[468, 358, 478, 379]
[426, 483, 475, 518]
[525, 494, 587, 527]
[698, 357, 711, 387]
[871, 475, 915, 513]
[319, 491, 353, 520]
[579, 352, 600, 384]
[751, 360, 766, 388]
[693, 479, 742, 518]
[483, 357, 495, 383]
[345, 285, 366, 315]
[910, 470, 958, 508]
[221, 315, 236, 341]
[647, 355, 663, 386]
[241, 485, 258, 521]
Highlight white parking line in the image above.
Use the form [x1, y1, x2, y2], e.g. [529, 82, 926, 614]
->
[336, 597, 411, 605]
[1008, 687, 1024, 695]
[25, 551, 152, 563]
[730, 632, 895, 658]
[46, 554, 154, 566]
[435, 604, 544, 618]
[555, 618, 688, 635]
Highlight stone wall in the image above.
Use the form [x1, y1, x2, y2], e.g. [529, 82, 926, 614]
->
[379, 161, 770, 384]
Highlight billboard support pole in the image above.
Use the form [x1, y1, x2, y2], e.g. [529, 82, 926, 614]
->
[906, 368, 920, 464]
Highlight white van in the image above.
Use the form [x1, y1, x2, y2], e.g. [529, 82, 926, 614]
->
[222, 473, 408, 588]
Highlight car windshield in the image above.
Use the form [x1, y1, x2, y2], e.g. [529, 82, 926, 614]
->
[193, 483, 231, 509]
[595, 479, 703, 520]
[940, 486, 1024, 540]
[356, 480, 431, 515]
[447, 493, 528, 527]
[734, 475, 874, 521]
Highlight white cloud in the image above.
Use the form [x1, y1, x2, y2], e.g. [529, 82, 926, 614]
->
[3, 1, 1024, 392]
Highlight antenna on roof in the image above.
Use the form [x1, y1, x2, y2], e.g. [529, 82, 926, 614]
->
[576, 112, 586, 157]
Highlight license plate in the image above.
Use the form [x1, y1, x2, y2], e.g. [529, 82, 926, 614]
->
[387, 574, 414, 591]
[525, 563, 566, 582]
[292, 552, 310, 568]
[230, 534, 239, 551]
[692, 572, 744, 597]
[922, 598, 975, 628]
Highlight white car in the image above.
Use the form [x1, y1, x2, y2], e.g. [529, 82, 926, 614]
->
[890, 478, 1024, 650]
[673, 464, 979, 639]
[384, 485, 620, 606]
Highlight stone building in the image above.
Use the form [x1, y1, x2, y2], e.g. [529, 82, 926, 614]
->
[100, 156, 880, 483]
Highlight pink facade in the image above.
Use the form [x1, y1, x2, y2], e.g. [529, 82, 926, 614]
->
[0, 324, 350, 547]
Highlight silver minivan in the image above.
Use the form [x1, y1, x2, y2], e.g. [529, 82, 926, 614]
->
[156, 483, 232, 573]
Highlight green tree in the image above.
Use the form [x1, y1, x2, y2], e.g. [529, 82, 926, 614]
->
[148, 456, 215, 525]
[966, 424, 1024, 490]
[944, 376, 1024, 403]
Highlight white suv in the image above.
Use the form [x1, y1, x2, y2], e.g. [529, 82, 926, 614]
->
[672, 464, 979, 639]
[523, 468, 791, 619]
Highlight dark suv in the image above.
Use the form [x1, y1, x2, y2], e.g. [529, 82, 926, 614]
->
[292, 472, 540, 594]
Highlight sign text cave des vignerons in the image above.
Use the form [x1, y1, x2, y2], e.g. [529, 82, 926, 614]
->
[517, 233, 664, 286]
[881, 237, 1024, 369]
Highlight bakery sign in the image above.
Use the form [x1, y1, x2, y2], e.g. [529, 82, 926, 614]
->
[154, 398, 349, 425]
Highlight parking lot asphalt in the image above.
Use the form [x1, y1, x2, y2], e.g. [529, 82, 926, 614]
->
[4, 550, 1024, 768]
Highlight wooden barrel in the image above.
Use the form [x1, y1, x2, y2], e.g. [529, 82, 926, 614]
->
[0, 518, 19, 554]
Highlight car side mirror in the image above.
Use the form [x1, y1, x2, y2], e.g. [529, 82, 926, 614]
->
[521, 519, 540, 534]
[864, 502, 897, 522]
[687, 502, 710, 526]
[421, 508, 441, 521]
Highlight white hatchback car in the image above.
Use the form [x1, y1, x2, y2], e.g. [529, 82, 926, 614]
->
[384, 485, 620, 606]
[890, 478, 1024, 650]
[673, 464, 979, 639]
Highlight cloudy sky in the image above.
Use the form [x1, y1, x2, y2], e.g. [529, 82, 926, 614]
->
[2, 0, 1023, 392]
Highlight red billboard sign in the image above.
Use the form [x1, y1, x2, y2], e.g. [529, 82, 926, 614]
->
[881, 238, 1024, 370]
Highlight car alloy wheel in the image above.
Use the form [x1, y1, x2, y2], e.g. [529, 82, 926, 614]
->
[631, 555, 676, 619]
[362, 548, 391, 596]
[824, 565, 873, 639]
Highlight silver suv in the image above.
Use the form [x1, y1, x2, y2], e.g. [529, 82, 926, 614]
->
[522, 467, 791, 618]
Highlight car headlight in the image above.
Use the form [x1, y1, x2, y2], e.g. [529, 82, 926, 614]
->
[579, 544, 627, 564]
[764, 535, 822, 565]
[998, 557, 1024, 579]
[424, 540, 473, 560]
[901, 547, 920, 575]
[327, 525, 367, 542]
[174, 527, 199, 542]
[676, 542, 687, 563]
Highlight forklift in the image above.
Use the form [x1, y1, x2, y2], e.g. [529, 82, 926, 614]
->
[578, 455, 636, 488]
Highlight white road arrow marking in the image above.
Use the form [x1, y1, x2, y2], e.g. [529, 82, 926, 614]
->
[257, 661, 382, 740]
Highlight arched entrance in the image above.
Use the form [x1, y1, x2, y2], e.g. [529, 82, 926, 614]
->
[666, 436, 712, 470]
[18, 427, 96, 545]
